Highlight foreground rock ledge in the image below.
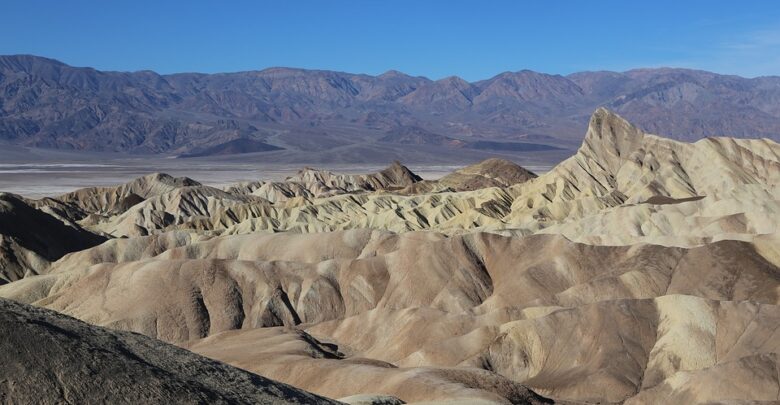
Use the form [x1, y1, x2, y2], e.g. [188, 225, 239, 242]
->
[0, 298, 339, 405]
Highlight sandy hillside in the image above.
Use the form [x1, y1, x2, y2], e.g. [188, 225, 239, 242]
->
[1, 108, 779, 404]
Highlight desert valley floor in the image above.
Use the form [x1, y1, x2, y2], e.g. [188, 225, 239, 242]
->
[1, 108, 780, 404]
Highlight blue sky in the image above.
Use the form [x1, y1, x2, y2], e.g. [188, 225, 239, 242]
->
[3, 1, 780, 80]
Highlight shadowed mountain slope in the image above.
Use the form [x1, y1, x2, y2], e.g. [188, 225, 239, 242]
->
[0, 193, 105, 284]
[0, 298, 339, 404]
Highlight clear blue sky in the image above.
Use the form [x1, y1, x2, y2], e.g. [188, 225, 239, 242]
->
[3, 0, 780, 80]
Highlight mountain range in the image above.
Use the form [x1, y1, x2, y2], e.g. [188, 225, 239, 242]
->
[2, 55, 780, 157]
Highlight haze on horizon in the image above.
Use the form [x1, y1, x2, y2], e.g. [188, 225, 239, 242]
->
[2, 0, 780, 80]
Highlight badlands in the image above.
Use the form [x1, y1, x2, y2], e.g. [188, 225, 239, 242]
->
[1, 108, 779, 404]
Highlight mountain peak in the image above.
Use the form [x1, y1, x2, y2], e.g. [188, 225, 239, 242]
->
[378, 69, 408, 78]
[437, 75, 470, 86]
[579, 108, 646, 172]
[586, 107, 643, 141]
[0, 54, 69, 75]
[382, 160, 423, 183]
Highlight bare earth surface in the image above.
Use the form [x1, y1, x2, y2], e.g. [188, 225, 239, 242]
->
[1, 108, 779, 404]
[0, 298, 339, 404]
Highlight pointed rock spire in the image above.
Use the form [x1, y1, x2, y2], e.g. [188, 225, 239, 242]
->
[579, 108, 646, 173]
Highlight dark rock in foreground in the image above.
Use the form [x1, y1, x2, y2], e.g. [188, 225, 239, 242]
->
[0, 298, 339, 405]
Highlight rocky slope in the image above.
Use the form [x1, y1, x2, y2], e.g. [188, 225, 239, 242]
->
[4, 55, 780, 156]
[35, 172, 202, 220]
[0, 298, 339, 404]
[0, 193, 104, 284]
[436, 158, 537, 191]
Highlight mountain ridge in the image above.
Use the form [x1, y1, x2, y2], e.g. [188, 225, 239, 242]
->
[4, 55, 780, 156]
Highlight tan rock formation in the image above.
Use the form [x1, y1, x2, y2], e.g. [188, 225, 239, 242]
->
[2, 229, 779, 403]
[2, 108, 779, 403]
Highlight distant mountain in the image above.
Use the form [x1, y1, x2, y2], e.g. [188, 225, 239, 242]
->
[180, 138, 284, 158]
[568, 68, 780, 139]
[378, 126, 466, 146]
[2, 55, 780, 154]
[377, 126, 563, 153]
